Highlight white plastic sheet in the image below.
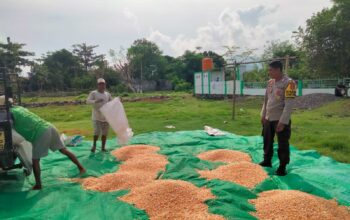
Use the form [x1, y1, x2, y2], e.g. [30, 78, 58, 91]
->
[204, 126, 226, 136]
[12, 129, 25, 145]
[60, 134, 84, 147]
[100, 97, 133, 145]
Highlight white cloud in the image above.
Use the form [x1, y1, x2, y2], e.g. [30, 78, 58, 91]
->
[148, 6, 291, 57]
[123, 7, 141, 34]
[0, 0, 333, 58]
[237, 4, 279, 26]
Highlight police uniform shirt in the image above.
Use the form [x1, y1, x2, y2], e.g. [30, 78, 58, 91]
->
[261, 75, 296, 125]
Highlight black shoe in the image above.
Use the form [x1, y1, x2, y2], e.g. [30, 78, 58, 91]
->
[275, 166, 287, 176]
[259, 161, 272, 167]
[90, 146, 96, 153]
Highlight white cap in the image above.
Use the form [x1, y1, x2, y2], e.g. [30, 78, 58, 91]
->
[97, 78, 106, 84]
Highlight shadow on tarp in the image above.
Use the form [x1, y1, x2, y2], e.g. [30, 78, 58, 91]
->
[0, 130, 349, 220]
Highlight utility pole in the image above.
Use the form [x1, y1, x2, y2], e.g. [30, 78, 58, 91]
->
[140, 59, 143, 93]
[284, 55, 290, 74]
[6, 37, 15, 74]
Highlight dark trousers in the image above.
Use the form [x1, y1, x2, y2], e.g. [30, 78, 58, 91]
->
[262, 121, 291, 165]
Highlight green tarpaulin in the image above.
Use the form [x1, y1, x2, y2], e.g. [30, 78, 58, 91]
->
[0, 131, 349, 219]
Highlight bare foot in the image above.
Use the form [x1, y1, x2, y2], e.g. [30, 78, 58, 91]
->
[32, 185, 42, 190]
[90, 146, 96, 153]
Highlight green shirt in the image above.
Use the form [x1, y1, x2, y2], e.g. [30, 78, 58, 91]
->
[10, 106, 52, 143]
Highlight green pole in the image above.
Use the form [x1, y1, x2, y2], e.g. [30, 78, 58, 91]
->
[224, 80, 227, 96]
[240, 80, 244, 96]
[208, 72, 211, 95]
[236, 65, 241, 80]
[298, 80, 303, 96]
[193, 73, 196, 95]
[201, 72, 204, 95]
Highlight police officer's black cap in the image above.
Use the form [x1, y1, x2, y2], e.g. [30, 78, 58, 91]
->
[269, 60, 283, 71]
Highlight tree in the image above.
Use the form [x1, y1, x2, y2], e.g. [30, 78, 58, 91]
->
[163, 55, 184, 77]
[71, 74, 95, 90]
[203, 51, 226, 69]
[29, 63, 49, 91]
[42, 49, 82, 90]
[262, 40, 305, 79]
[221, 45, 258, 80]
[127, 39, 166, 81]
[300, 0, 350, 78]
[262, 40, 298, 60]
[110, 47, 137, 92]
[72, 43, 105, 73]
[222, 46, 257, 63]
[161, 55, 184, 90]
[103, 67, 122, 92]
[179, 50, 204, 84]
[222, 45, 257, 120]
[0, 37, 34, 73]
[174, 50, 226, 85]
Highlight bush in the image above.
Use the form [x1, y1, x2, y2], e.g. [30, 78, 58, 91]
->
[76, 94, 88, 101]
[29, 97, 39, 102]
[110, 84, 131, 94]
[72, 75, 95, 90]
[174, 81, 192, 91]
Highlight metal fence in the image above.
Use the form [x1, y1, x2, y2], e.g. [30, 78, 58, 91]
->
[245, 79, 349, 89]
[243, 82, 267, 89]
[194, 74, 349, 96]
[242, 78, 348, 96]
[302, 79, 339, 89]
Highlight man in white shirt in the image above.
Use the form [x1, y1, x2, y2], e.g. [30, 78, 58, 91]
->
[87, 78, 112, 152]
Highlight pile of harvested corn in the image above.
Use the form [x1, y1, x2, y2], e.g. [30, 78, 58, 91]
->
[198, 162, 268, 188]
[120, 180, 224, 220]
[250, 190, 350, 220]
[74, 145, 168, 192]
[73, 145, 222, 219]
[76, 172, 154, 192]
[71, 146, 350, 219]
[118, 154, 167, 173]
[197, 149, 252, 163]
[112, 145, 161, 161]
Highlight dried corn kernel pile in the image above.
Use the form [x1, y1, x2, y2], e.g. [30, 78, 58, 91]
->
[197, 150, 268, 188]
[120, 180, 224, 220]
[250, 190, 350, 220]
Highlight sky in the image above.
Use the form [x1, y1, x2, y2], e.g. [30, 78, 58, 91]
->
[0, 0, 333, 59]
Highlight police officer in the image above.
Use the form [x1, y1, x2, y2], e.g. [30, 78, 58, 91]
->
[259, 60, 296, 176]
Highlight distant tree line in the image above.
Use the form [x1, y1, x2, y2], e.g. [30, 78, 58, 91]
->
[0, 38, 226, 93]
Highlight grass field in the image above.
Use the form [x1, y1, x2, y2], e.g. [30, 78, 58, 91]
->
[27, 93, 350, 163]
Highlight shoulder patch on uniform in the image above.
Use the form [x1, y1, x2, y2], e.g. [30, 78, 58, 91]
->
[285, 80, 296, 98]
